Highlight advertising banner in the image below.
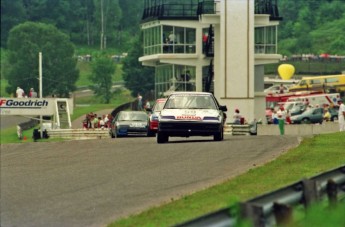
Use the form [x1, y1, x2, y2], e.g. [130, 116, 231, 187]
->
[0, 98, 73, 116]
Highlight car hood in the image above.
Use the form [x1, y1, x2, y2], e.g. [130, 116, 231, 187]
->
[160, 109, 222, 121]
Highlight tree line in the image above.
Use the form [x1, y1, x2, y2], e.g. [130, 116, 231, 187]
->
[1, 0, 144, 50]
[1, 0, 344, 101]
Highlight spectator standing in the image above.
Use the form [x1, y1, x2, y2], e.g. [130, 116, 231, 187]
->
[277, 106, 286, 135]
[82, 114, 89, 129]
[279, 84, 285, 94]
[93, 114, 99, 128]
[103, 114, 109, 128]
[233, 109, 241, 124]
[144, 100, 151, 109]
[28, 88, 38, 98]
[137, 93, 143, 110]
[272, 110, 279, 125]
[286, 109, 291, 124]
[168, 31, 175, 44]
[337, 99, 345, 131]
[16, 87, 24, 98]
[202, 32, 208, 52]
[323, 108, 331, 122]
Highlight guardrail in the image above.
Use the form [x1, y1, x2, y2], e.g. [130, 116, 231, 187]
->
[175, 165, 345, 227]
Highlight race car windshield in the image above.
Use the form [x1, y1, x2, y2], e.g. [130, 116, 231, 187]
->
[165, 95, 217, 110]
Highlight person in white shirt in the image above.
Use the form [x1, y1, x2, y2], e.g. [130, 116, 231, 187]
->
[16, 87, 24, 98]
[144, 100, 151, 109]
[337, 99, 345, 131]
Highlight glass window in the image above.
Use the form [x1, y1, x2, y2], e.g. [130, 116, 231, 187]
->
[326, 78, 338, 83]
[311, 79, 321, 84]
[144, 25, 196, 55]
[299, 80, 307, 86]
[254, 26, 277, 54]
[155, 65, 196, 98]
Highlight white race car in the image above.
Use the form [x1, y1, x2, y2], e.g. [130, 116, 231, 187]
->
[157, 92, 227, 143]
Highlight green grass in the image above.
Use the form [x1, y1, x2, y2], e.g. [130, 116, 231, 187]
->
[108, 132, 345, 227]
[0, 126, 66, 144]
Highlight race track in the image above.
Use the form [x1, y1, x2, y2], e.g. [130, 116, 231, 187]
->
[0, 135, 300, 227]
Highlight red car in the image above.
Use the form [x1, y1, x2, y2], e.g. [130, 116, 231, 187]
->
[147, 98, 167, 136]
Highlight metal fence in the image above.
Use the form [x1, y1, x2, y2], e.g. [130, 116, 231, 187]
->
[175, 165, 345, 227]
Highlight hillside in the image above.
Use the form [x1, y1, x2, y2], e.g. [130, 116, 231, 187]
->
[278, 0, 345, 55]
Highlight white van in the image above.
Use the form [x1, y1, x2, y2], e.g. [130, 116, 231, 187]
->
[287, 93, 340, 107]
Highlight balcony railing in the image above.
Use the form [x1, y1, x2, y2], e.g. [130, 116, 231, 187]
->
[196, 0, 282, 21]
[142, 3, 199, 21]
[142, 0, 282, 21]
[255, 0, 282, 20]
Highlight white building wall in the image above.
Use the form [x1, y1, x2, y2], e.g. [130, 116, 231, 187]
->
[214, 0, 255, 123]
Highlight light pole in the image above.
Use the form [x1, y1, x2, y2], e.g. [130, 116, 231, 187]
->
[39, 52, 43, 138]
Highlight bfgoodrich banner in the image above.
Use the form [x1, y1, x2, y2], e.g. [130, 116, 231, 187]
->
[0, 98, 73, 116]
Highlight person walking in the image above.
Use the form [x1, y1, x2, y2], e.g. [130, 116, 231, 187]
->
[337, 99, 345, 131]
[277, 106, 286, 135]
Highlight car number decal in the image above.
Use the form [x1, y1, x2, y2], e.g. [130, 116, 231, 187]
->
[130, 123, 145, 127]
[176, 116, 202, 120]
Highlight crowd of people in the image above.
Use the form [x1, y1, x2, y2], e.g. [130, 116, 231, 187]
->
[82, 112, 113, 130]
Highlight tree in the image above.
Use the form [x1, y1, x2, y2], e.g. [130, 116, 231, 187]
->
[122, 35, 155, 98]
[0, 0, 27, 47]
[5, 22, 79, 97]
[88, 53, 115, 103]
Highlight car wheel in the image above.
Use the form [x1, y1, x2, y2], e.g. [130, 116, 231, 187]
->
[302, 118, 310, 124]
[214, 127, 223, 141]
[157, 132, 168, 143]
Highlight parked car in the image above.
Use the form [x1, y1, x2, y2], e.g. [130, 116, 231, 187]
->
[146, 98, 167, 137]
[290, 107, 325, 124]
[287, 103, 307, 116]
[264, 84, 289, 94]
[109, 111, 149, 138]
[329, 108, 339, 121]
[157, 92, 227, 143]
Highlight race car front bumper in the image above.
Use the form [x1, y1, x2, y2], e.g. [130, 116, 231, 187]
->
[158, 121, 222, 137]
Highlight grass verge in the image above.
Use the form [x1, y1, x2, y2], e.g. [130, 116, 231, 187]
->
[109, 132, 345, 227]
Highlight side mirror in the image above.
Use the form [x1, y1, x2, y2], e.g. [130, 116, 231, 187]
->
[219, 105, 227, 112]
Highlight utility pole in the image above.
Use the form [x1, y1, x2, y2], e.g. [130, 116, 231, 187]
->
[100, 0, 104, 50]
[39, 52, 43, 138]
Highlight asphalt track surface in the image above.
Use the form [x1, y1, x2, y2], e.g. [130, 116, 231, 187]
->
[0, 135, 300, 227]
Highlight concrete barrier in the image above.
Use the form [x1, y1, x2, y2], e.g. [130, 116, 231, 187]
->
[224, 124, 251, 135]
[47, 129, 110, 140]
[257, 122, 339, 136]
